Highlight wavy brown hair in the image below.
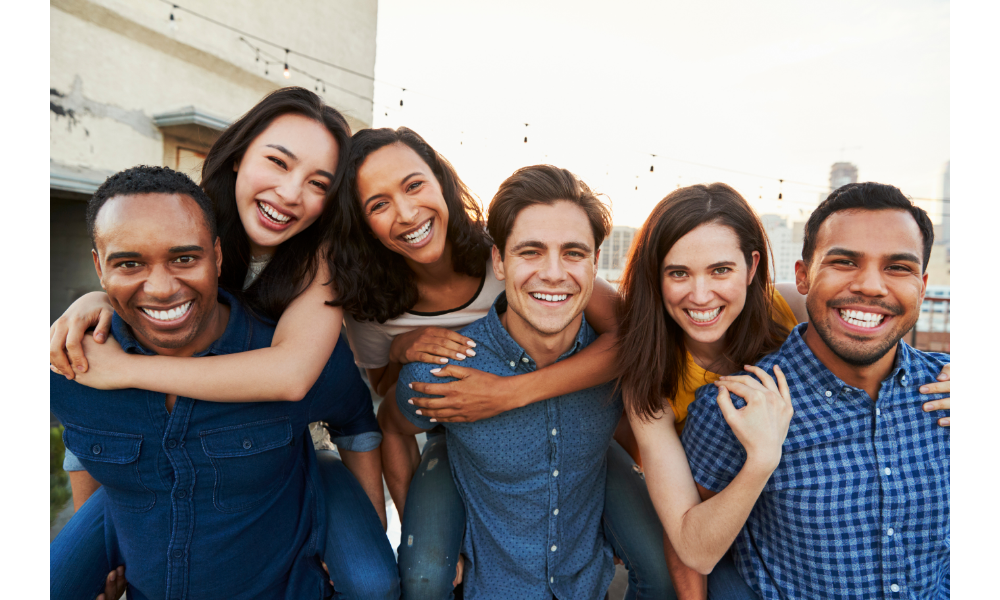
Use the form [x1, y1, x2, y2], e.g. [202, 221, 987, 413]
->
[326, 127, 492, 323]
[615, 183, 790, 421]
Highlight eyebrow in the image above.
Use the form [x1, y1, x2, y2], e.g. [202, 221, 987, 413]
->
[169, 245, 204, 254]
[662, 260, 737, 271]
[362, 171, 423, 209]
[106, 251, 142, 262]
[826, 247, 921, 264]
[509, 240, 594, 253]
[266, 144, 335, 181]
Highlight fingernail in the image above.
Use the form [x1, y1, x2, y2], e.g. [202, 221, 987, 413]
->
[118, 566, 124, 576]
[96, 333, 105, 342]
[110, 572, 116, 582]
[938, 374, 949, 381]
[415, 410, 422, 416]
[940, 418, 950, 426]
[430, 418, 437, 422]
[923, 403, 934, 411]
[408, 383, 413, 389]
[430, 368, 441, 373]
[467, 341, 477, 347]
[456, 353, 466, 359]
[408, 399, 414, 405]
[440, 358, 448, 363]
[466, 349, 476, 356]
[919, 386, 929, 393]
[75, 364, 84, 371]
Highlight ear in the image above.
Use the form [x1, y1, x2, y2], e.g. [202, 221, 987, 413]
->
[232, 158, 240, 173]
[746, 250, 760, 284]
[92, 249, 107, 290]
[214, 236, 223, 277]
[919, 270, 928, 302]
[794, 259, 809, 295]
[491, 245, 506, 281]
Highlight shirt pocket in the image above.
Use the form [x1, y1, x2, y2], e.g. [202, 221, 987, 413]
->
[62, 424, 155, 513]
[200, 417, 294, 513]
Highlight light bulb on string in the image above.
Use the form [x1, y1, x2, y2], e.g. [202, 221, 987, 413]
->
[400, 88, 405, 107]
[169, 5, 178, 31]
[778, 179, 784, 200]
[283, 50, 290, 79]
[650, 153, 656, 172]
[524, 123, 529, 144]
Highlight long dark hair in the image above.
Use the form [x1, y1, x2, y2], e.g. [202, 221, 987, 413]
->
[201, 86, 351, 321]
[327, 127, 492, 323]
[616, 183, 790, 421]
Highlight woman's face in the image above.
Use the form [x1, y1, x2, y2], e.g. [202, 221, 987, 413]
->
[355, 142, 450, 265]
[233, 113, 338, 256]
[660, 222, 760, 353]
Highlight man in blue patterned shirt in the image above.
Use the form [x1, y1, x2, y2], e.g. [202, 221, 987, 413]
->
[394, 165, 622, 599]
[682, 182, 950, 599]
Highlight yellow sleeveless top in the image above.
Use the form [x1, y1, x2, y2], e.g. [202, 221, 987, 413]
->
[670, 288, 799, 434]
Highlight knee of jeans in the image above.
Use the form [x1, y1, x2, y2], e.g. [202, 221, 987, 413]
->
[336, 568, 401, 600]
[399, 551, 458, 599]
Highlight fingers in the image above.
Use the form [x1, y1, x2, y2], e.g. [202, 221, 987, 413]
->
[49, 324, 76, 380]
[772, 364, 791, 405]
[743, 365, 780, 394]
[94, 308, 114, 344]
[716, 385, 738, 424]
[919, 380, 950, 395]
[923, 396, 950, 412]
[937, 416, 950, 427]
[712, 379, 766, 404]
[937, 363, 950, 381]
[64, 320, 90, 374]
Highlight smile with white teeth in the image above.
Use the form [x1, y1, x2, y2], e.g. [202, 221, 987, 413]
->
[258, 201, 291, 224]
[530, 292, 569, 302]
[403, 220, 432, 244]
[839, 309, 886, 328]
[141, 301, 193, 322]
[686, 307, 721, 322]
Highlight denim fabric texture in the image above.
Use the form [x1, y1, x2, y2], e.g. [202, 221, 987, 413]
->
[682, 323, 950, 600]
[398, 292, 621, 600]
[49, 289, 386, 600]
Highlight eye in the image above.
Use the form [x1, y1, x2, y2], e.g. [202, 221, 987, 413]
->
[173, 256, 196, 264]
[566, 251, 586, 259]
[712, 266, 733, 275]
[666, 270, 687, 278]
[406, 181, 424, 193]
[116, 261, 141, 269]
[831, 259, 856, 267]
[268, 156, 287, 169]
[368, 200, 388, 215]
[310, 179, 329, 192]
[520, 250, 540, 257]
[887, 264, 915, 273]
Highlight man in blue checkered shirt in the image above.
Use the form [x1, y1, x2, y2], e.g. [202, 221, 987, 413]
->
[682, 182, 950, 600]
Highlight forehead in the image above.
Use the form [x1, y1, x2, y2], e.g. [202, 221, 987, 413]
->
[95, 193, 211, 252]
[357, 143, 431, 188]
[508, 201, 595, 248]
[814, 209, 923, 259]
[254, 113, 337, 154]
[663, 222, 742, 264]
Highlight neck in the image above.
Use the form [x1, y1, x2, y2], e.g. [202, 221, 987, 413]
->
[500, 309, 582, 369]
[801, 323, 897, 401]
[248, 240, 275, 261]
[405, 240, 458, 285]
[685, 335, 729, 373]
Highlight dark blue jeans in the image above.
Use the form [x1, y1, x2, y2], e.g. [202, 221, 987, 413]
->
[50, 450, 399, 599]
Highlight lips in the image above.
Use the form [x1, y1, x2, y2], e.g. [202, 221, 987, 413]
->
[529, 292, 572, 303]
[256, 201, 295, 231]
[140, 301, 193, 323]
[399, 218, 434, 247]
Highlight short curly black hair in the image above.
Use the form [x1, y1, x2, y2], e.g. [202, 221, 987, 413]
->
[87, 165, 217, 247]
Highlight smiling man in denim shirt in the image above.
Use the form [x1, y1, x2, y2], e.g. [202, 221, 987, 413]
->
[49, 166, 396, 599]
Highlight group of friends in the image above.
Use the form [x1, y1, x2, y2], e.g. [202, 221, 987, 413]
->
[49, 87, 951, 600]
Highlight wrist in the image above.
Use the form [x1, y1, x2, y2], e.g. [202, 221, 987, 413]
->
[743, 449, 781, 477]
[508, 372, 537, 409]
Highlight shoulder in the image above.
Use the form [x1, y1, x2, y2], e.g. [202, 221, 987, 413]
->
[903, 345, 950, 378]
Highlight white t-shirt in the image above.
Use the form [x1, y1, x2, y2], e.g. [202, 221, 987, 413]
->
[343, 263, 506, 370]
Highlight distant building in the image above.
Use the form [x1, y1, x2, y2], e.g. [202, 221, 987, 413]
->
[760, 214, 798, 283]
[829, 162, 859, 192]
[937, 160, 950, 245]
[598, 226, 637, 283]
[50, 0, 378, 323]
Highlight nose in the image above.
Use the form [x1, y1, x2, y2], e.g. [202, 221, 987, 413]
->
[394, 194, 419, 224]
[275, 175, 304, 206]
[849, 264, 888, 297]
[537, 252, 567, 283]
[143, 263, 181, 300]
[689, 275, 714, 305]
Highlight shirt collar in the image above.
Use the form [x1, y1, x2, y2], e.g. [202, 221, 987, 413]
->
[781, 322, 913, 398]
[482, 291, 594, 368]
[110, 288, 254, 357]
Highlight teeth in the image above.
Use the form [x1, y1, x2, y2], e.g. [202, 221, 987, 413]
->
[142, 301, 192, 322]
[531, 293, 568, 302]
[839, 309, 885, 328]
[687, 307, 721, 322]
[403, 220, 432, 243]
[258, 202, 291, 223]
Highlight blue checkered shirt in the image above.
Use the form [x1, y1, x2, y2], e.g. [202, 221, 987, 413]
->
[398, 292, 621, 600]
[682, 323, 950, 600]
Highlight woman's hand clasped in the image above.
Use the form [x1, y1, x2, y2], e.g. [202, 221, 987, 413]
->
[921, 363, 950, 427]
[50, 334, 130, 390]
[50, 291, 115, 379]
[406, 366, 517, 423]
[714, 364, 794, 472]
[388, 326, 476, 366]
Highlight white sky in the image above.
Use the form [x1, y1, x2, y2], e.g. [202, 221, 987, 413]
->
[369, 0, 949, 228]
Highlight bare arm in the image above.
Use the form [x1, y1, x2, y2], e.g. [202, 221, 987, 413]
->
[629, 366, 792, 575]
[376, 383, 429, 519]
[70, 259, 343, 402]
[69, 470, 102, 512]
[407, 277, 619, 422]
[339, 446, 388, 530]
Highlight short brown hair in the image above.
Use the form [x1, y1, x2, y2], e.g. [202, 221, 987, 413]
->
[487, 165, 612, 257]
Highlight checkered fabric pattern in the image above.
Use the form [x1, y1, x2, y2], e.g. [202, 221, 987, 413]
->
[682, 323, 950, 600]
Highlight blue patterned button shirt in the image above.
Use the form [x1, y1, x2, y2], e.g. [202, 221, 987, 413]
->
[682, 323, 950, 600]
[50, 289, 380, 600]
[398, 292, 621, 600]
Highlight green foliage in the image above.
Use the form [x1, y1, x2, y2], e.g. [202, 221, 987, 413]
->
[50, 426, 71, 525]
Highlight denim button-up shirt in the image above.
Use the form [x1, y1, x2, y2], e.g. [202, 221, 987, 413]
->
[683, 323, 950, 600]
[50, 289, 380, 600]
[399, 293, 621, 600]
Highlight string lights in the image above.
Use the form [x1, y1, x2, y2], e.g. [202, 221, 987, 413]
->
[283, 49, 291, 79]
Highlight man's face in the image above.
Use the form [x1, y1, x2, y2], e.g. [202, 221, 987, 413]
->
[492, 201, 598, 338]
[92, 193, 223, 355]
[795, 208, 927, 366]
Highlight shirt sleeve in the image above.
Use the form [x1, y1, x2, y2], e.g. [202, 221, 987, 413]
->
[342, 315, 394, 370]
[395, 362, 442, 431]
[63, 448, 85, 472]
[309, 340, 381, 441]
[680, 383, 747, 493]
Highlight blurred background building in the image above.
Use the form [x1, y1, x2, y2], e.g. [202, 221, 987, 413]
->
[50, 0, 377, 323]
[597, 225, 637, 283]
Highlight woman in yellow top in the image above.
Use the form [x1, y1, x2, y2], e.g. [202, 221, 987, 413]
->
[612, 183, 950, 599]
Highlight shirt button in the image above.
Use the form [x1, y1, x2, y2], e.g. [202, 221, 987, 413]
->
[167, 439, 178, 449]
[552, 469, 559, 477]
[901, 376, 907, 384]
[522, 357, 529, 363]
[550, 545, 557, 552]
[91, 444, 102, 455]
[172, 549, 183, 558]
[890, 583, 900, 593]
[887, 527, 894, 536]
[550, 577, 554, 583]
[243, 438, 252, 450]
[842, 387, 850, 394]
[884, 467, 892, 476]
[176, 490, 187, 499]
[876, 408, 881, 416]
[509, 361, 516, 367]
[553, 508, 559, 515]
[551, 428, 558, 436]
[825, 390, 832, 397]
